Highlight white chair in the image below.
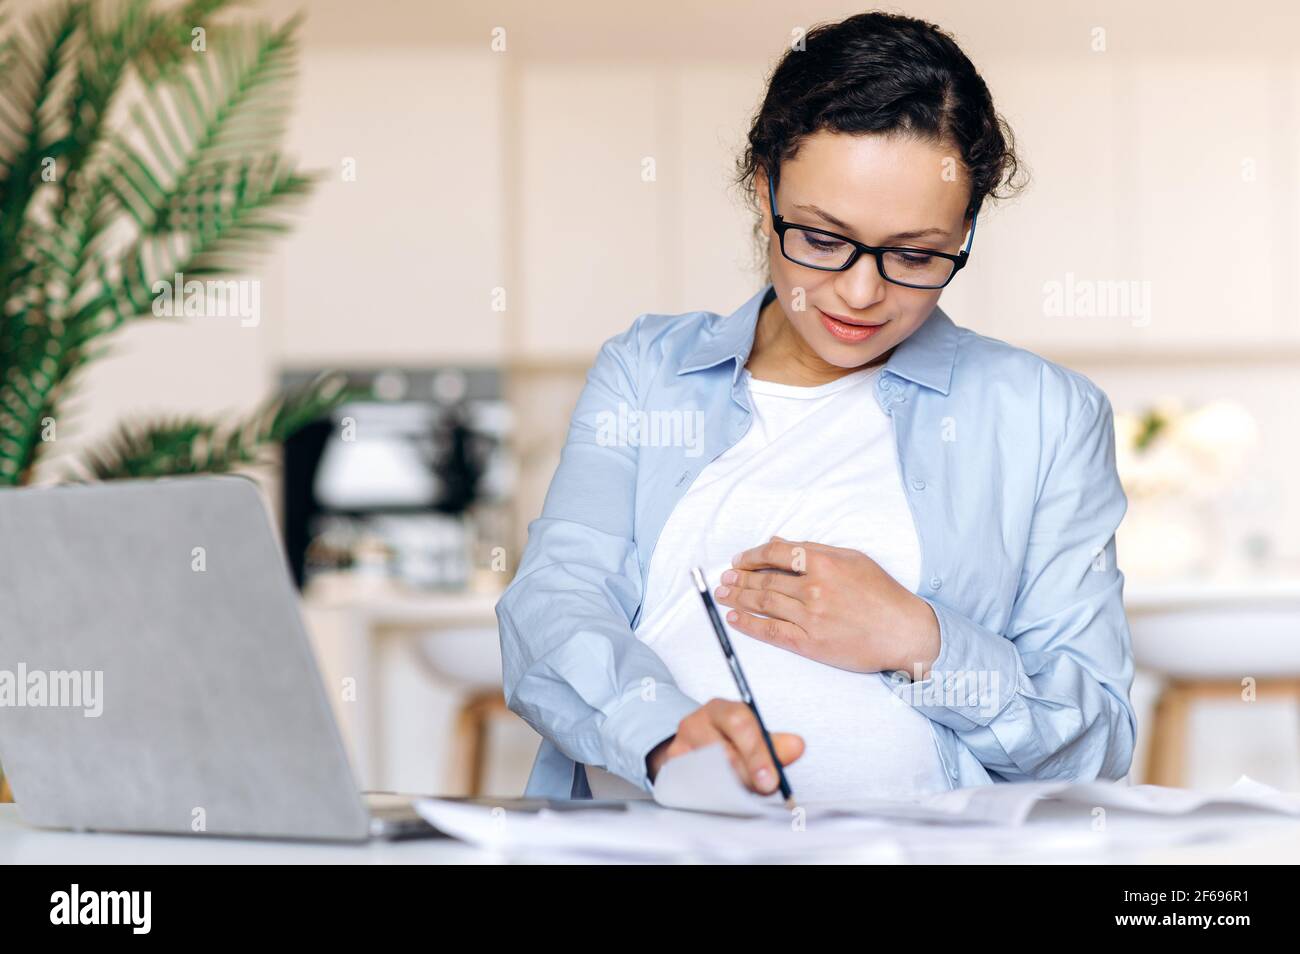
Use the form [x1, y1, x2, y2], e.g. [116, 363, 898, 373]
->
[414, 627, 509, 795]
[1126, 579, 1300, 787]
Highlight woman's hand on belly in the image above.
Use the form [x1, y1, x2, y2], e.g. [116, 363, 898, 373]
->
[647, 699, 804, 795]
[715, 535, 942, 678]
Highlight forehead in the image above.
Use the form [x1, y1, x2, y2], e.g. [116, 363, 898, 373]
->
[779, 130, 969, 226]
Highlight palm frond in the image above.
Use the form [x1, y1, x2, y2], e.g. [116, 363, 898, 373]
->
[0, 1, 82, 273]
[73, 372, 355, 482]
[81, 154, 317, 329]
[54, 0, 242, 197]
[0, 1, 319, 487]
[109, 14, 301, 234]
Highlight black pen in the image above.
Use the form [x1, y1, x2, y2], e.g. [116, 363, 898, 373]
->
[690, 566, 797, 811]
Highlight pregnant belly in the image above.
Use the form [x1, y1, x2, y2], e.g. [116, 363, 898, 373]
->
[637, 593, 952, 803]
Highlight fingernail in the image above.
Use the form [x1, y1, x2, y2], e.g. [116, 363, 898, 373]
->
[726, 611, 738, 623]
[721, 569, 737, 584]
[715, 585, 729, 598]
[755, 768, 773, 790]
[731, 552, 743, 566]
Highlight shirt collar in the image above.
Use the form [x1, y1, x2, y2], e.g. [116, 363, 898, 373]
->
[676, 283, 959, 396]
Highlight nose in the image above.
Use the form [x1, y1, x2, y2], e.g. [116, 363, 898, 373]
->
[833, 254, 887, 312]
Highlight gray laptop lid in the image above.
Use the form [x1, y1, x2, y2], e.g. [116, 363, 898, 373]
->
[0, 475, 370, 841]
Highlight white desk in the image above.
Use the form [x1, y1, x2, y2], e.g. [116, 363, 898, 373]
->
[0, 805, 492, 864]
[4, 803, 1300, 864]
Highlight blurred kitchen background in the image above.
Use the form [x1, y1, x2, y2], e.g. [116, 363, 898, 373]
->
[8, 0, 1300, 797]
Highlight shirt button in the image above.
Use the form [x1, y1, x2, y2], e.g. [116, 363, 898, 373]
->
[910, 479, 926, 491]
[929, 576, 942, 590]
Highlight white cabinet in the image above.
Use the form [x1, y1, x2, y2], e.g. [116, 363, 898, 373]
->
[515, 63, 665, 359]
[273, 48, 509, 365]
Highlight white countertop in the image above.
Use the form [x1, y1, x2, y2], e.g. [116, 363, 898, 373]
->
[299, 570, 1300, 617]
[298, 569, 1300, 617]
[1124, 575, 1300, 612]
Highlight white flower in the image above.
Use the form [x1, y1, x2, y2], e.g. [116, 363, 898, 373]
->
[1114, 400, 1257, 500]
[1169, 400, 1258, 463]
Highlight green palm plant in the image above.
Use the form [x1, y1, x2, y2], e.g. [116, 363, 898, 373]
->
[0, 0, 349, 487]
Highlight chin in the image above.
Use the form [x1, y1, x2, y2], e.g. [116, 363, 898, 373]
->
[821, 321, 892, 351]
[815, 342, 889, 369]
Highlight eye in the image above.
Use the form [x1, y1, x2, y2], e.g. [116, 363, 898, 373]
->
[805, 235, 846, 251]
[896, 251, 936, 268]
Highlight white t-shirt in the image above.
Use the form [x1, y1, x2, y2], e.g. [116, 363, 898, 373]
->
[598, 363, 950, 802]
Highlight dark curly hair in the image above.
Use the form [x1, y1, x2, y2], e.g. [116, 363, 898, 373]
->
[735, 11, 1026, 258]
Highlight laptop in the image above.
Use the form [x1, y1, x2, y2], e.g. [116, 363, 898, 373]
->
[0, 474, 585, 842]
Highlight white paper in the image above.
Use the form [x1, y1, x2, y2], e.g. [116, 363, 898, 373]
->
[414, 746, 1300, 862]
[414, 798, 904, 862]
[649, 745, 788, 816]
[1049, 775, 1300, 817]
[651, 744, 1049, 824]
[650, 743, 1300, 826]
[414, 795, 1300, 863]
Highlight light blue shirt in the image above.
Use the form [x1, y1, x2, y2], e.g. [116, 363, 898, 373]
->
[497, 283, 1136, 799]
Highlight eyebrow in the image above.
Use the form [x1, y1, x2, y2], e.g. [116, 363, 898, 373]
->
[792, 203, 950, 243]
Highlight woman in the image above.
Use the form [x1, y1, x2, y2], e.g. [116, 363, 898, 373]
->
[497, 11, 1136, 803]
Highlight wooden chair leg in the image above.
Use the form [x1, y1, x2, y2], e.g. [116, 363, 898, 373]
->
[0, 775, 11, 803]
[450, 690, 508, 796]
[1145, 681, 1192, 787]
[1144, 677, 1300, 788]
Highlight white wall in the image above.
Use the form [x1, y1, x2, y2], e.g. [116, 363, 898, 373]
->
[32, 0, 1300, 559]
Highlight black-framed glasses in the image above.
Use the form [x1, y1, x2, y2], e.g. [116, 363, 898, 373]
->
[767, 171, 980, 290]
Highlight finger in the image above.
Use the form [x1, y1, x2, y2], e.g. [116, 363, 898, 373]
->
[731, 536, 806, 573]
[770, 732, 806, 766]
[775, 535, 841, 557]
[665, 724, 751, 784]
[724, 608, 806, 656]
[716, 580, 808, 626]
[670, 711, 725, 754]
[718, 739, 753, 789]
[772, 536, 833, 575]
[676, 705, 761, 786]
[719, 566, 804, 601]
[710, 703, 782, 794]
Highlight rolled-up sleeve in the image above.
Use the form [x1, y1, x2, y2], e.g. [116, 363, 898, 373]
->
[496, 316, 698, 792]
[893, 384, 1137, 783]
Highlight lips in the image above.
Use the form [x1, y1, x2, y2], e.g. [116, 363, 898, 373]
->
[817, 308, 882, 327]
[817, 308, 884, 343]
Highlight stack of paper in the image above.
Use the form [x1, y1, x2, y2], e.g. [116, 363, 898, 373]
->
[415, 744, 1300, 862]
[649, 745, 1300, 825]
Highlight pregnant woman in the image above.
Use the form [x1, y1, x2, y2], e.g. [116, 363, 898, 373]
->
[497, 11, 1136, 803]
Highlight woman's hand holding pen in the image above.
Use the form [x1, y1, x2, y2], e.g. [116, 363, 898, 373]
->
[646, 540, 936, 796]
[714, 535, 943, 679]
[646, 699, 804, 795]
